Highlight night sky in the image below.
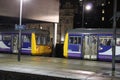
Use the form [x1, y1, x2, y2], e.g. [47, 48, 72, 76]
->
[60, 0, 120, 28]
[0, 0, 120, 28]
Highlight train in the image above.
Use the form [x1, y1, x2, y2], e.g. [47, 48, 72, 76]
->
[63, 28, 120, 61]
[0, 29, 52, 55]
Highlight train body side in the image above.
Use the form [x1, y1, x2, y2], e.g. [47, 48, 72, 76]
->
[0, 29, 52, 56]
[63, 28, 120, 61]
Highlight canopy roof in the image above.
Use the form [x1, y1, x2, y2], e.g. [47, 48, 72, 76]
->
[0, 0, 59, 23]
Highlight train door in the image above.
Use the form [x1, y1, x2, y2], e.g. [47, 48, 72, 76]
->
[68, 35, 82, 58]
[12, 34, 18, 53]
[83, 35, 97, 60]
[21, 34, 31, 54]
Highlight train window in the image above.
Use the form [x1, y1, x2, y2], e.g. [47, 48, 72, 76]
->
[43, 37, 47, 45]
[41, 37, 44, 44]
[78, 37, 81, 44]
[0, 34, 2, 40]
[69, 36, 81, 44]
[69, 37, 74, 44]
[3, 34, 11, 41]
[47, 36, 50, 43]
[22, 35, 31, 43]
[36, 34, 48, 45]
[36, 36, 41, 44]
[99, 36, 112, 46]
[36, 35, 41, 45]
[117, 38, 120, 46]
[74, 37, 77, 44]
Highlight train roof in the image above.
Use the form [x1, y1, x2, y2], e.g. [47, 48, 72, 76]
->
[0, 29, 49, 34]
[68, 28, 120, 34]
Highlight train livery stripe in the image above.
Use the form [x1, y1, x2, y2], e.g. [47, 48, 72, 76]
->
[31, 33, 36, 54]
[64, 33, 68, 58]
[0, 41, 10, 49]
[99, 46, 120, 55]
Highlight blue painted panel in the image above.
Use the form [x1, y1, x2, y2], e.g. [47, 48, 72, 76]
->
[98, 45, 111, 53]
[22, 42, 31, 48]
[3, 41, 11, 47]
[68, 44, 80, 51]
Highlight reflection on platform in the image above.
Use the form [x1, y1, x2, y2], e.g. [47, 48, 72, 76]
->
[0, 53, 120, 80]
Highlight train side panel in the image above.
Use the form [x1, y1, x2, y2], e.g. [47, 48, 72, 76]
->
[98, 34, 112, 61]
[98, 34, 120, 61]
[21, 34, 31, 54]
[68, 34, 82, 58]
[0, 34, 11, 52]
[0, 29, 52, 56]
[63, 28, 120, 62]
[64, 33, 82, 58]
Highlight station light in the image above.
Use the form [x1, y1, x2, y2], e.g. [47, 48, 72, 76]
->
[85, 3, 93, 11]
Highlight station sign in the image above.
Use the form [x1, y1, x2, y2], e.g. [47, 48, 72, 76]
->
[15, 25, 26, 30]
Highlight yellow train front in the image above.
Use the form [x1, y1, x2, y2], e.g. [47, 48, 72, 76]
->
[31, 31, 52, 55]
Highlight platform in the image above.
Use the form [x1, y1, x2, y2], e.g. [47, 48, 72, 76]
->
[0, 53, 120, 80]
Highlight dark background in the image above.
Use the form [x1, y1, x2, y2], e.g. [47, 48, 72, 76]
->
[60, 0, 120, 28]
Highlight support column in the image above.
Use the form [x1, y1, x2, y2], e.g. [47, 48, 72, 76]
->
[82, 0, 85, 28]
[18, 0, 23, 62]
[52, 23, 58, 57]
[112, 0, 117, 76]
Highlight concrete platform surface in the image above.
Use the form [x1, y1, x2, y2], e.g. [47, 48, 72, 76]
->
[0, 53, 120, 80]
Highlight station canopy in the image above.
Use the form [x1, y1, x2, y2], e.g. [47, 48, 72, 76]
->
[0, 0, 59, 23]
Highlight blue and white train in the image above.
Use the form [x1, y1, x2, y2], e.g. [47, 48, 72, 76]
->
[64, 28, 120, 61]
[0, 29, 52, 55]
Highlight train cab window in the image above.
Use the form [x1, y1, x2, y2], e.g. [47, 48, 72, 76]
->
[3, 34, 11, 41]
[69, 36, 81, 44]
[22, 35, 31, 43]
[39, 37, 46, 45]
[36, 34, 48, 45]
[36, 36, 41, 44]
[36, 36, 42, 45]
[42, 37, 47, 45]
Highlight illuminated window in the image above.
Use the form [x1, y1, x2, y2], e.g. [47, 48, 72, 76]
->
[117, 38, 120, 46]
[102, 9, 105, 14]
[40, 26, 43, 29]
[108, 1, 110, 4]
[101, 3, 105, 6]
[22, 35, 31, 43]
[102, 17, 104, 21]
[69, 36, 81, 44]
